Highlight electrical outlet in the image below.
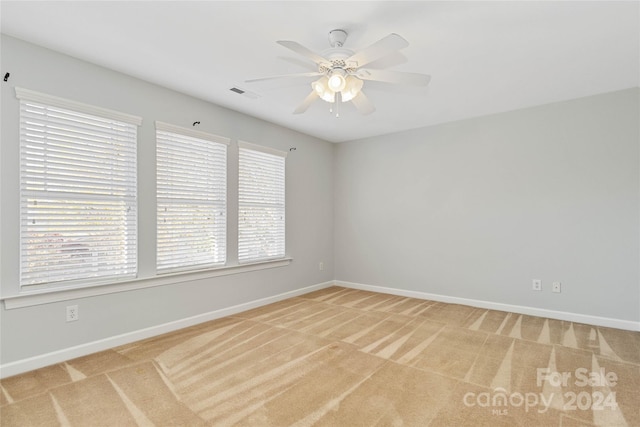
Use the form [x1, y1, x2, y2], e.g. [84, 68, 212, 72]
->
[552, 282, 561, 293]
[66, 305, 79, 322]
[319, 262, 324, 271]
[532, 279, 542, 291]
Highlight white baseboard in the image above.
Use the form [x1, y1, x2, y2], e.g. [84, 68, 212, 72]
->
[336, 280, 640, 332]
[0, 281, 334, 379]
[4, 279, 636, 379]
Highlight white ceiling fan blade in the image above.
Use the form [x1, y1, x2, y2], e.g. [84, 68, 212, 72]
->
[277, 40, 330, 66]
[245, 72, 324, 83]
[362, 51, 408, 70]
[293, 91, 319, 114]
[355, 69, 431, 86]
[350, 91, 376, 115]
[347, 33, 409, 68]
[278, 56, 319, 72]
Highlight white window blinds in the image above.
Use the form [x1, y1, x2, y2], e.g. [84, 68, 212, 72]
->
[238, 141, 286, 263]
[156, 122, 229, 272]
[17, 88, 140, 287]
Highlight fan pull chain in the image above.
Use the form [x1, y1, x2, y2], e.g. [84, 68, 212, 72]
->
[332, 92, 342, 118]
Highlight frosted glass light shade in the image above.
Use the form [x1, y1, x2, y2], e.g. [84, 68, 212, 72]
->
[341, 76, 364, 102]
[311, 78, 335, 102]
[328, 74, 346, 92]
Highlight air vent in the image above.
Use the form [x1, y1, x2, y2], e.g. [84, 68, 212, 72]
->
[229, 87, 260, 100]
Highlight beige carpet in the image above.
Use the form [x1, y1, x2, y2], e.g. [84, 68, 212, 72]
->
[1, 286, 638, 426]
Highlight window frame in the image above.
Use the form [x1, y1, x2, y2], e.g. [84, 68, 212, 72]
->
[237, 140, 287, 264]
[155, 121, 230, 274]
[16, 87, 142, 290]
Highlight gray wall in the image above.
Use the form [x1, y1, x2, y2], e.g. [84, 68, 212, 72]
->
[2, 34, 638, 368]
[334, 88, 639, 322]
[0, 35, 334, 364]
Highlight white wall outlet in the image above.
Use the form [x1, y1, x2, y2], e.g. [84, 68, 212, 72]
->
[66, 305, 79, 322]
[319, 262, 324, 271]
[552, 282, 561, 293]
[532, 279, 542, 291]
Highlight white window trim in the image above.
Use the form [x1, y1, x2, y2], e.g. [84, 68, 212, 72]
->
[2, 258, 292, 309]
[238, 140, 288, 159]
[15, 87, 142, 125]
[156, 121, 230, 146]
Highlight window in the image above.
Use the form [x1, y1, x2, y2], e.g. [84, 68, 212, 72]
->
[17, 88, 140, 287]
[156, 122, 228, 272]
[238, 141, 286, 263]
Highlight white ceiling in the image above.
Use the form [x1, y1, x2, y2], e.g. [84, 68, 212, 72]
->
[1, 1, 638, 143]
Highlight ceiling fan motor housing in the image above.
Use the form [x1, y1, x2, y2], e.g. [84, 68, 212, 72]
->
[319, 49, 357, 74]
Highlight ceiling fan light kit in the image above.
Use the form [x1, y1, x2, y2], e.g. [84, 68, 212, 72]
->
[247, 29, 431, 117]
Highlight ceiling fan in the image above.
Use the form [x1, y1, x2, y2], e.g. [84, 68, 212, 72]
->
[246, 29, 431, 117]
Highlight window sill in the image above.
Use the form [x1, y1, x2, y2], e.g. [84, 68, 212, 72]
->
[2, 258, 292, 309]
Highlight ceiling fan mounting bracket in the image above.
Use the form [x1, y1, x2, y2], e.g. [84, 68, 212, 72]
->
[328, 29, 348, 48]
